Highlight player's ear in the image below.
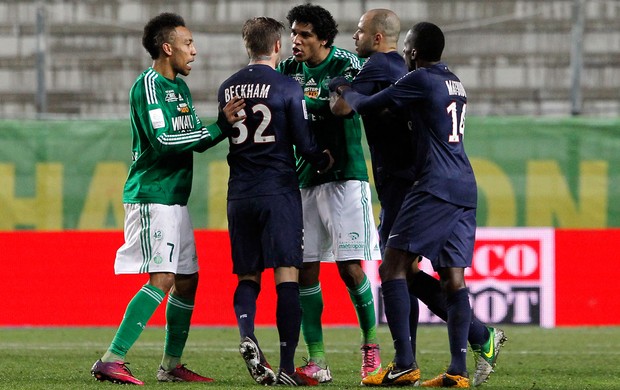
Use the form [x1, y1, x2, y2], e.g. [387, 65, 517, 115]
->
[374, 33, 382, 45]
[275, 39, 281, 54]
[162, 42, 173, 56]
[411, 48, 417, 61]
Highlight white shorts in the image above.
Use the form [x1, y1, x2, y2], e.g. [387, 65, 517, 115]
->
[114, 203, 199, 275]
[301, 180, 381, 263]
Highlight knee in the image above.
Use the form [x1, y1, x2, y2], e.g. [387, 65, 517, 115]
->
[172, 273, 199, 299]
[440, 278, 466, 295]
[379, 248, 414, 281]
[378, 260, 399, 281]
[337, 261, 364, 287]
[149, 273, 176, 295]
[299, 262, 320, 286]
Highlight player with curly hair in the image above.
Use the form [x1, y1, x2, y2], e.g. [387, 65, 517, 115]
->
[277, 3, 382, 383]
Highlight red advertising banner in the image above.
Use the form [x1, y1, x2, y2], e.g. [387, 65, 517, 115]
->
[3, 230, 356, 327]
[554, 229, 619, 326]
[2, 228, 619, 327]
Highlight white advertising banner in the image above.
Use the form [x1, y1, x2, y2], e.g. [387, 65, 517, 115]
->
[369, 227, 556, 328]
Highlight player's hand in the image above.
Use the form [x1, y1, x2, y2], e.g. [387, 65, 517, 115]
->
[317, 149, 334, 174]
[222, 96, 246, 124]
[328, 76, 350, 94]
[329, 91, 353, 116]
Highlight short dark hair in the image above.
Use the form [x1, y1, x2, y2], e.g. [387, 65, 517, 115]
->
[242, 17, 284, 59]
[411, 22, 444, 62]
[142, 13, 186, 60]
[286, 3, 338, 47]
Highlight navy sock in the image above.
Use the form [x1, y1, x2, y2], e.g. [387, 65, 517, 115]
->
[276, 282, 301, 374]
[409, 293, 419, 363]
[409, 270, 447, 320]
[382, 279, 413, 369]
[468, 317, 491, 347]
[233, 280, 260, 343]
[410, 271, 488, 346]
[446, 288, 472, 376]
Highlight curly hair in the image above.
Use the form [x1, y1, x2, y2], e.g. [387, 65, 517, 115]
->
[142, 13, 186, 60]
[286, 3, 338, 47]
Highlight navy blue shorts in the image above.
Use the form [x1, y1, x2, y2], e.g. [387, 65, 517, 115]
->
[376, 176, 414, 255]
[387, 191, 476, 270]
[227, 191, 303, 275]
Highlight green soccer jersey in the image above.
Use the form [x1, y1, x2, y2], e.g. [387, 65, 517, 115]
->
[277, 46, 369, 188]
[123, 67, 225, 205]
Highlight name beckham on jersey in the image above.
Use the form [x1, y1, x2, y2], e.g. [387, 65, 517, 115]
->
[223, 83, 271, 102]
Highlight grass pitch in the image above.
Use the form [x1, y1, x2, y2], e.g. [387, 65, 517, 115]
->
[1, 325, 616, 389]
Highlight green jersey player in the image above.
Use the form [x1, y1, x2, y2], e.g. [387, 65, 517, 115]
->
[277, 4, 382, 383]
[123, 67, 223, 205]
[91, 12, 244, 385]
[278, 47, 367, 188]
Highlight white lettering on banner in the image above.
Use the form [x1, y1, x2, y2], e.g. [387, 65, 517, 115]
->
[370, 227, 556, 328]
[473, 243, 539, 277]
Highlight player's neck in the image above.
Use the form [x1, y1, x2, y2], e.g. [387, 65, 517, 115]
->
[417, 59, 439, 69]
[152, 61, 176, 80]
[376, 41, 398, 54]
[306, 46, 331, 67]
[250, 59, 276, 69]
[249, 54, 277, 69]
[379, 48, 398, 54]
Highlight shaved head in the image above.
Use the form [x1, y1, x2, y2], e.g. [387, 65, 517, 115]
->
[365, 9, 400, 46]
[353, 8, 401, 57]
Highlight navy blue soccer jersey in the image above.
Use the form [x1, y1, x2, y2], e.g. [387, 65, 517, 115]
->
[351, 51, 415, 186]
[342, 62, 477, 208]
[218, 64, 328, 200]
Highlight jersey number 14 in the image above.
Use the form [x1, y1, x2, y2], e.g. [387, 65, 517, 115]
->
[447, 102, 466, 143]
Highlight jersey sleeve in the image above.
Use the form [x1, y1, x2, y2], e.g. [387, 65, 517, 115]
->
[342, 69, 428, 114]
[134, 76, 223, 156]
[286, 83, 330, 171]
[351, 54, 389, 95]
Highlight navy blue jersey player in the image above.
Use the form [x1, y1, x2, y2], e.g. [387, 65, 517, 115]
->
[351, 51, 413, 190]
[332, 22, 506, 387]
[334, 9, 413, 254]
[330, 12, 420, 386]
[221, 67, 330, 202]
[333, 11, 506, 388]
[218, 17, 332, 387]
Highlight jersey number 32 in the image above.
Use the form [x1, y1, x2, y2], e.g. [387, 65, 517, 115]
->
[231, 104, 275, 144]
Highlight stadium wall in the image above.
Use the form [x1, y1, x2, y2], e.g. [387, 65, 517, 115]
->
[1, 0, 620, 117]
